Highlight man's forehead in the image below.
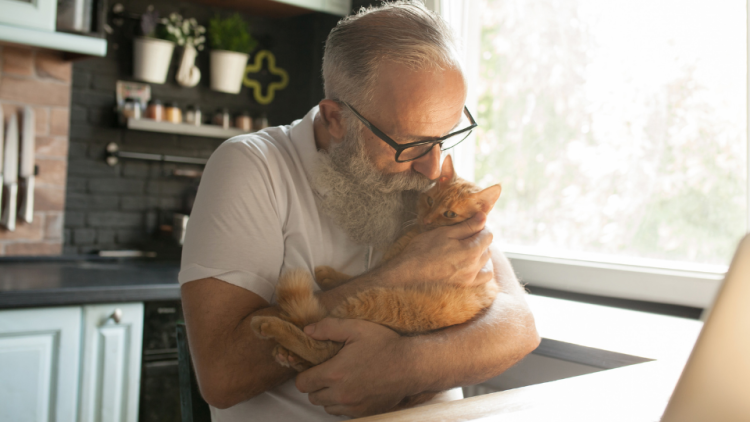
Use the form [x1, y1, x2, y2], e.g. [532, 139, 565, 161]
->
[370, 62, 467, 137]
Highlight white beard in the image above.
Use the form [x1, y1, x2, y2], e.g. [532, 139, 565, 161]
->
[311, 122, 433, 247]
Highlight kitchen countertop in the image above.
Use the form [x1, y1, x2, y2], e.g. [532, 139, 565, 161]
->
[0, 258, 181, 309]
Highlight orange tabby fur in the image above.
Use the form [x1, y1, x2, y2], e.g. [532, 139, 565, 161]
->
[250, 155, 502, 410]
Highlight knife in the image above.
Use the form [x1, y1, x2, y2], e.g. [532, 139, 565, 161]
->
[2, 113, 18, 231]
[0, 106, 4, 212]
[19, 106, 34, 223]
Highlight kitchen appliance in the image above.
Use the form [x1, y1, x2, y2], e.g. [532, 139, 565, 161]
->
[139, 301, 184, 422]
[19, 106, 34, 224]
[56, 0, 94, 33]
[2, 113, 19, 231]
[173, 213, 189, 246]
[0, 106, 4, 210]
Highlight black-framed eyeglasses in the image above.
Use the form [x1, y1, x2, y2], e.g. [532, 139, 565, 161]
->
[341, 102, 478, 163]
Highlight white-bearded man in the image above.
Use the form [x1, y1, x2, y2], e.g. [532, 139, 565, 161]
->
[179, 2, 541, 421]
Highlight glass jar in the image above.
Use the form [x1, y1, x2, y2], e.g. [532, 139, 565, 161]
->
[213, 108, 230, 129]
[235, 111, 252, 131]
[254, 113, 269, 130]
[146, 99, 163, 121]
[185, 105, 202, 126]
[165, 103, 182, 124]
[121, 97, 141, 122]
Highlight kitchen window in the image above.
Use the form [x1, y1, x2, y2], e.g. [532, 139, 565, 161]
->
[437, 0, 746, 308]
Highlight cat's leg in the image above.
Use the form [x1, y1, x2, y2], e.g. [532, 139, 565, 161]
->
[314, 266, 353, 290]
[272, 345, 314, 372]
[251, 315, 343, 365]
[332, 281, 501, 334]
[382, 228, 420, 262]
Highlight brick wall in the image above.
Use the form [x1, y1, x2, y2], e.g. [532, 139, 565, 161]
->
[0, 45, 71, 256]
[65, 1, 339, 255]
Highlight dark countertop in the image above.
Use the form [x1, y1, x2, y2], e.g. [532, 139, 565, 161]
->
[0, 258, 181, 309]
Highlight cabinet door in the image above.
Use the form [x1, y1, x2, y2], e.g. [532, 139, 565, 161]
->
[0, 0, 57, 31]
[0, 306, 82, 422]
[79, 303, 144, 422]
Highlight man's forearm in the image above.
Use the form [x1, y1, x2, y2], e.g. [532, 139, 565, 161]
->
[404, 250, 540, 394]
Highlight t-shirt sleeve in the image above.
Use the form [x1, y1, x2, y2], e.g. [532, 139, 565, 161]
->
[178, 139, 284, 303]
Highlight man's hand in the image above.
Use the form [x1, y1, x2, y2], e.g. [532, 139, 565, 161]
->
[295, 318, 415, 417]
[391, 211, 494, 288]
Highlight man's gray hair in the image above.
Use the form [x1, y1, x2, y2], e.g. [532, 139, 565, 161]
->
[322, 1, 462, 112]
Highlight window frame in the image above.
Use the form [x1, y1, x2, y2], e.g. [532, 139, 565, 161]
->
[437, 0, 738, 309]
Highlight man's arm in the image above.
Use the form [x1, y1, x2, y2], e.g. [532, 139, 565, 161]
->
[295, 245, 540, 417]
[182, 213, 501, 409]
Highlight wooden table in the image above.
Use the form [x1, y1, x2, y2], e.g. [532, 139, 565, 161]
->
[353, 295, 704, 422]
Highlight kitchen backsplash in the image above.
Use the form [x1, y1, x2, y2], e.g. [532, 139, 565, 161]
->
[63, 0, 339, 255]
[0, 45, 71, 255]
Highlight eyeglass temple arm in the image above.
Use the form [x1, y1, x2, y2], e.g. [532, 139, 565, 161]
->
[341, 102, 400, 148]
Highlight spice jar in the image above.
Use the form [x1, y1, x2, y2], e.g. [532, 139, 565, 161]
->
[235, 111, 252, 131]
[254, 113, 269, 130]
[165, 102, 182, 124]
[146, 99, 163, 121]
[213, 108, 230, 129]
[185, 105, 202, 126]
[121, 97, 141, 123]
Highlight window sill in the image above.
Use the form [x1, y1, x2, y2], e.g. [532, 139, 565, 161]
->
[506, 248, 724, 309]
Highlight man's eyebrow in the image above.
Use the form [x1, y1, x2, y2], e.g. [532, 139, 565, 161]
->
[401, 119, 463, 142]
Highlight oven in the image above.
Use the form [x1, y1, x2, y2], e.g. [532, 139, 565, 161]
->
[139, 300, 184, 422]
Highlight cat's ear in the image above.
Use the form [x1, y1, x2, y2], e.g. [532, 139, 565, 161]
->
[475, 184, 502, 213]
[439, 155, 456, 185]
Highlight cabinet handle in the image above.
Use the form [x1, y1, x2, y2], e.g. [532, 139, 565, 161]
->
[110, 308, 123, 324]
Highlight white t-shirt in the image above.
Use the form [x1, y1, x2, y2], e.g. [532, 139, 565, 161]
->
[179, 107, 461, 422]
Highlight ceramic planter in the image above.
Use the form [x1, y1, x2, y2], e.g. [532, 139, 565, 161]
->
[210, 50, 249, 94]
[133, 37, 175, 84]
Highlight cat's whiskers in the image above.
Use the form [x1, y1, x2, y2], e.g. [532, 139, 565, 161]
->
[402, 218, 418, 229]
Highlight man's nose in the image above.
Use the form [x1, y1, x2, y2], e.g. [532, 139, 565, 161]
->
[411, 145, 441, 180]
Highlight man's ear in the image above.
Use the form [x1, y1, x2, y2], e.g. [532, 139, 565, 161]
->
[438, 154, 457, 185]
[318, 99, 347, 140]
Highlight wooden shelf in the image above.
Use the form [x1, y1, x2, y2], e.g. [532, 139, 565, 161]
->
[127, 118, 248, 139]
[190, 0, 351, 17]
[0, 23, 107, 57]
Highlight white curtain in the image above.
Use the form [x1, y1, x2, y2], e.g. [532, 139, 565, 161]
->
[434, 0, 481, 181]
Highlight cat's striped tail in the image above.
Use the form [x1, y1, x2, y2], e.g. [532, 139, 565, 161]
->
[275, 268, 327, 328]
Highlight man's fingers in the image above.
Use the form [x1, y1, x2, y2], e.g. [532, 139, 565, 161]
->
[308, 387, 344, 407]
[296, 363, 328, 393]
[304, 317, 361, 342]
[446, 212, 487, 240]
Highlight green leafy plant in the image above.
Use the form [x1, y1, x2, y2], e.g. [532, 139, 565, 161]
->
[208, 14, 258, 54]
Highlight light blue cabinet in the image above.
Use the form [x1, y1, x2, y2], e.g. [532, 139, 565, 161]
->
[0, 303, 144, 422]
[78, 303, 144, 422]
[0, 0, 57, 31]
[0, 307, 82, 422]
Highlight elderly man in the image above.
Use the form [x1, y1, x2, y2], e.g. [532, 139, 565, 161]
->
[179, 2, 540, 421]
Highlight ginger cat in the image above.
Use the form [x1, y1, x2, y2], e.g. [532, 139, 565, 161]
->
[250, 155, 502, 409]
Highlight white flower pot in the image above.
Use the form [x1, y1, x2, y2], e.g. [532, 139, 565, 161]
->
[133, 37, 175, 84]
[210, 50, 249, 94]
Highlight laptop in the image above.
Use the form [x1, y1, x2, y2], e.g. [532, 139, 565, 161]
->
[660, 234, 750, 421]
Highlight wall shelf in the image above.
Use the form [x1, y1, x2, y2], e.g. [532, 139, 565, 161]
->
[0, 23, 107, 57]
[127, 118, 248, 139]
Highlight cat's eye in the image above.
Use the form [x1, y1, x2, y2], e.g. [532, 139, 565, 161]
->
[443, 211, 456, 218]
[427, 197, 434, 206]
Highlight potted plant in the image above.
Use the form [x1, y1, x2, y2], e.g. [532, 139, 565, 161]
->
[133, 9, 174, 84]
[208, 14, 258, 94]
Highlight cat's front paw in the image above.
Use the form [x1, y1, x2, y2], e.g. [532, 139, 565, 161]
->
[250, 316, 277, 340]
[314, 266, 337, 288]
[273, 345, 312, 372]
